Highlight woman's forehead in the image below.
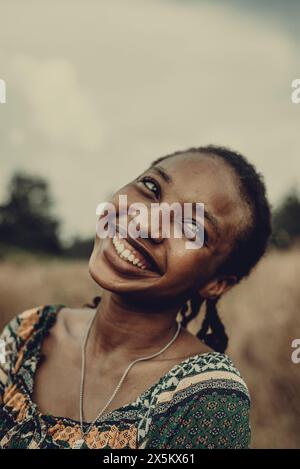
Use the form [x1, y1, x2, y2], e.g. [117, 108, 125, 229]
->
[155, 152, 240, 203]
[159, 151, 229, 175]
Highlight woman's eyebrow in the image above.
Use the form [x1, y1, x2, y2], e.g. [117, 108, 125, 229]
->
[151, 165, 172, 183]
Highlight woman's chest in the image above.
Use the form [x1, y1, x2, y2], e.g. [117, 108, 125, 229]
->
[31, 342, 181, 422]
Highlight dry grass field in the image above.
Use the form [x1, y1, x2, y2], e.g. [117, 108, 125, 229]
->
[0, 247, 299, 448]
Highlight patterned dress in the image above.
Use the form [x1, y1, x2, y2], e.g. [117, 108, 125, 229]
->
[0, 305, 251, 449]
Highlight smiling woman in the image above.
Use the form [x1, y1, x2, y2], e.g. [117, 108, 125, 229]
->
[0, 145, 271, 449]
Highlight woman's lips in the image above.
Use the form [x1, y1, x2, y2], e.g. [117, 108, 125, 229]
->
[115, 224, 162, 274]
[112, 234, 151, 269]
[102, 235, 161, 278]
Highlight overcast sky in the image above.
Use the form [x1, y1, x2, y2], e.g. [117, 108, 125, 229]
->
[0, 0, 299, 240]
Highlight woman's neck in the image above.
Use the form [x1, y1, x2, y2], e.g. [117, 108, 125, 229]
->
[89, 289, 182, 360]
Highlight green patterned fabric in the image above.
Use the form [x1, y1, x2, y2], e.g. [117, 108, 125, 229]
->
[0, 305, 251, 449]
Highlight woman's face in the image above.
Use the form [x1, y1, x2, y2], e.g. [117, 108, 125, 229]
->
[89, 152, 250, 306]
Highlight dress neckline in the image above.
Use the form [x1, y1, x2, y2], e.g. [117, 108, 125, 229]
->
[23, 304, 223, 426]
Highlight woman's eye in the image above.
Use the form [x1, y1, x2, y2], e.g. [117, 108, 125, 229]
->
[140, 177, 161, 199]
[184, 221, 208, 246]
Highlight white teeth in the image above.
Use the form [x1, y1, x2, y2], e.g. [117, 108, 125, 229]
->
[112, 236, 146, 270]
[121, 249, 130, 258]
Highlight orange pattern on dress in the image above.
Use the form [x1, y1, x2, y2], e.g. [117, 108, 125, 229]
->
[3, 383, 29, 421]
[13, 347, 25, 373]
[17, 307, 41, 341]
[47, 421, 138, 449]
[48, 421, 83, 448]
[12, 307, 41, 373]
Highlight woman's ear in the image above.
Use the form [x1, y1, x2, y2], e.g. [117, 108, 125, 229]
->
[198, 275, 237, 300]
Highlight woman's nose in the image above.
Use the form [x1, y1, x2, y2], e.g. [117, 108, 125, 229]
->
[126, 205, 165, 244]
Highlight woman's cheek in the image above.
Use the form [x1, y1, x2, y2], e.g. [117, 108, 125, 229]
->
[173, 242, 212, 281]
[168, 245, 199, 280]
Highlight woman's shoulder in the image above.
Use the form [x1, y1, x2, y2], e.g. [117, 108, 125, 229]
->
[145, 351, 251, 449]
[0, 304, 96, 363]
[191, 350, 247, 378]
[177, 329, 247, 381]
[0, 303, 95, 350]
[0, 305, 63, 373]
[0, 304, 63, 344]
[0, 305, 62, 395]
[193, 351, 249, 390]
[161, 350, 250, 403]
[144, 350, 251, 449]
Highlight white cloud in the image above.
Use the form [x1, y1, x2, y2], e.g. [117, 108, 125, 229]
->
[10, 56, 103, 152]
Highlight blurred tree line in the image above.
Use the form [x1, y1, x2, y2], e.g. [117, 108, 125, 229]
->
[0, 173, 93, 259]
[0, 172, 299, 259]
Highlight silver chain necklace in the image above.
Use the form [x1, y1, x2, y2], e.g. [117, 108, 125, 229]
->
[72, 308, 182, 449]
